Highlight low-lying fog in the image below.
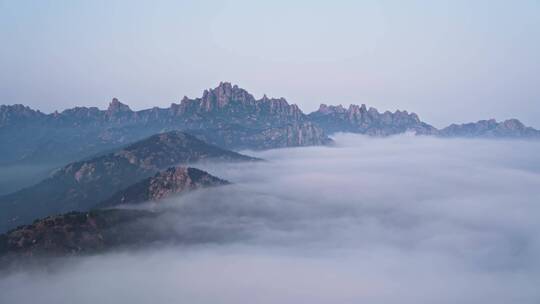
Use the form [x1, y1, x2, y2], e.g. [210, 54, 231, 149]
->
[2, 134, 540, 303]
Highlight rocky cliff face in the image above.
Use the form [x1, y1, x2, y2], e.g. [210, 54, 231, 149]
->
[100, 167, 229, 207]
[172, 83, 305, 126]
[439, 119, 540, 138]
[168, 82, 330, 149]
[0, 131, 253, 232]
[309, 103, 438, 136]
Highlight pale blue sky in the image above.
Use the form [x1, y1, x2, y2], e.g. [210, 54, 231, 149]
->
[1, 0, 539, 127]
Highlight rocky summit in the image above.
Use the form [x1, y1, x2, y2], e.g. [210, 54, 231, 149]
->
[0, 131, 251, 232]
[99, 167, 229, 207]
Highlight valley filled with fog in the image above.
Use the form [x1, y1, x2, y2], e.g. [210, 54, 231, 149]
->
[1, 134, 539, 304]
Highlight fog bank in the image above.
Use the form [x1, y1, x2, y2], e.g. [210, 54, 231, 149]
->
[1, 134, 539, 303]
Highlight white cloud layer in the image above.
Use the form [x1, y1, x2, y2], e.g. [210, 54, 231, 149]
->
[1, 134, 540, 303]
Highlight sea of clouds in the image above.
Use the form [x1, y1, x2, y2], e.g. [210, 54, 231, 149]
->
[1, 134, 539, 304]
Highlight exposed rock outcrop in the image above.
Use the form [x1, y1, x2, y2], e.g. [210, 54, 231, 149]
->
[100, 167, 229, 207]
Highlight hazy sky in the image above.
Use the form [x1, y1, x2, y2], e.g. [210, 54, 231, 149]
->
[1, 0, 539, 128]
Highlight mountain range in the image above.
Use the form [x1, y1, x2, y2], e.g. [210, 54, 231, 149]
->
[1, 82, 539, 260]
[437, 118, 540, 138]
[3, 82, 538, 167]
[309, 103, 540, 138]
[0, 83, 329, 166]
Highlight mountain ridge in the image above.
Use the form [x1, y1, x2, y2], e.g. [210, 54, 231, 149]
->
[0, 131, 252, 232]
[0, 166, 230, 259]
[438, 118, 540, 138]
[1, 82, 539, 167]
[308, 103, 438, 136]
[0, 82, 331, 166]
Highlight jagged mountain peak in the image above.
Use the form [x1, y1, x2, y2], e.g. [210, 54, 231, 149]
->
[349, 104, 368, 112]
[309, 103, 434, 136]
[170, 83, 311, 134]
[318, 104, 347, 114]
[107, 98, 131, 113]
[200, 82, 255, 109]
[183, 82, 302, 110]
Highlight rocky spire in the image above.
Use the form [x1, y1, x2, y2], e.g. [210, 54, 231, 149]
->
[199, 82, 255, 111]
[107, 98, 131, 114]
[317, 104, 346, 114]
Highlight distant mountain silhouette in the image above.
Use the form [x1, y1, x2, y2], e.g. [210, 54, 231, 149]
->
[438, 119, 540, 138]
